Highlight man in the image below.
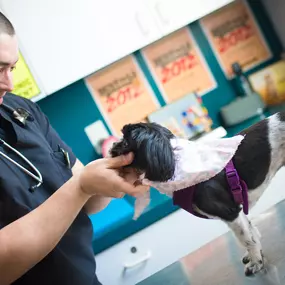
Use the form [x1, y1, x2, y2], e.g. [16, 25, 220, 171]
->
[0, 12, 148, 284]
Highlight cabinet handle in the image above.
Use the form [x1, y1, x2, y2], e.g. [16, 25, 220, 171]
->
[135, 12, 149, 36]
[123, 250, 152, 269]
[154, 2, 169, 25]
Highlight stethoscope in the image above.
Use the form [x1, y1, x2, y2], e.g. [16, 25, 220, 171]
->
[0, 102, 43, 192]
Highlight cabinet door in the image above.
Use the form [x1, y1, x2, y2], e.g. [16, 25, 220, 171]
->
[0, 0, 162, 95]
[95, 209, 229, 285]
[146, 0, 235, 35]
[98, 0, 163, 65]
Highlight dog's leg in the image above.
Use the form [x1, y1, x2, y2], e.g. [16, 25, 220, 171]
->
[226, 212, 264, 275]
[241, 222, 262, 265]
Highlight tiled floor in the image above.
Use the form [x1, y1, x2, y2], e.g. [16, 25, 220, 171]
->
[138, 200, 285, 285]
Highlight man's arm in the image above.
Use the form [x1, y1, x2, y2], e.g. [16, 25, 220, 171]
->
[0, 175, 90, 285]
[0, 153, 143, 285]
[72, 159, 112, 215]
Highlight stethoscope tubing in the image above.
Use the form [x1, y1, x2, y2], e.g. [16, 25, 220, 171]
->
[0, 101, 42, 191]
[0, 138, 43, 188]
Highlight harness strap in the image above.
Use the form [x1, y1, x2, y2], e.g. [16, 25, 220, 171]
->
[173, 159, 249, 218]
[225, 159, 249, 215]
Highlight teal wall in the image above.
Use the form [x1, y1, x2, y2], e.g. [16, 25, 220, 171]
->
[37, 0, 283, 166]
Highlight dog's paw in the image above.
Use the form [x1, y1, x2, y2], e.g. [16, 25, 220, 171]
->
[244, 258, 264, 276]
[242, 253, 250, 264]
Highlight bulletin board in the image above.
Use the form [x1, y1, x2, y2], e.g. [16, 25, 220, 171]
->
[141, 27, 216, 103]
[200, 0, 272, 78]
[85, 55, 160, 136]
[12, 52, 42, 100]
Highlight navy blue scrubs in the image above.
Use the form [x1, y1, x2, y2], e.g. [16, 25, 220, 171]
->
[0, 93, 101, 285]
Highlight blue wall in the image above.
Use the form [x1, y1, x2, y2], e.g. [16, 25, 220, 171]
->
[38, 0, 283, 166]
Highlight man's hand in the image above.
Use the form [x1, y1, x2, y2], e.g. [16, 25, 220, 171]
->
[73, 155, 149, 215]
[79, 153, 149, 198]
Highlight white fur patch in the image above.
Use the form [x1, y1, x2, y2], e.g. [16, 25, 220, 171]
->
[227, 212, 263, 273]
[247, 114, 285, 208]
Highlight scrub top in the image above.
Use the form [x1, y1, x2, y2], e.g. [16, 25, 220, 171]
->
[0, 93, 101, 285]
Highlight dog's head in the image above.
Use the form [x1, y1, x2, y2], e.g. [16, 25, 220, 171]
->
[109, 123, 176, 182]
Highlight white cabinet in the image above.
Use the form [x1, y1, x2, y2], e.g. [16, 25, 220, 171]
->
[95, 209, 229, 285]
[146, 0, 235, 36]
[0, 0, 162, 95]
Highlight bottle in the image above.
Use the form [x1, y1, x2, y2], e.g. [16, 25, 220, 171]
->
[232, 62, 255, 97]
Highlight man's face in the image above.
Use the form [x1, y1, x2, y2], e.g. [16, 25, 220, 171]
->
[0, 33, 18, 104]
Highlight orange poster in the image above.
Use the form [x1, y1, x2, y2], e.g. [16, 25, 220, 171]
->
[85, 56, 159, 136]
[200, 0, 271, 78]
[141, 28, 216, 103]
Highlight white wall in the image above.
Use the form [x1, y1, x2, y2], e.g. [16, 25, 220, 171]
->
[262, 0, 285, 49]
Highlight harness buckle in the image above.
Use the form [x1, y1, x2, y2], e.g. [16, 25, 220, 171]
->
[227, 170, 242, 190]
[226, 170, 243, 205]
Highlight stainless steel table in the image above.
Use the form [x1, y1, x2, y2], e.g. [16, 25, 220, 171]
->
[138, 199, 285, 285]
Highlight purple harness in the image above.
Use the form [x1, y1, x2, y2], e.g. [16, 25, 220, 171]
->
[173, 159, 249, 219]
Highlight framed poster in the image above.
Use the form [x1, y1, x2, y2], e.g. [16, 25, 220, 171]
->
[249, 60, 285, 106]
[200, 0, 271, 78]
[12, 52, 42, 100]
[85, 55, 160, 136]
[141, 27, 216, 103]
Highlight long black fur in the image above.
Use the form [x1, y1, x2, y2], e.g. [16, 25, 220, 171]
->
[110, 123, 176, 182]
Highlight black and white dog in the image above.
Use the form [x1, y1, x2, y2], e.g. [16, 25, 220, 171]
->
[110, 112, 285, 276]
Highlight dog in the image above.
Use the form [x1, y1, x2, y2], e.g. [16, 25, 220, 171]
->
[109, 112, 285, 276]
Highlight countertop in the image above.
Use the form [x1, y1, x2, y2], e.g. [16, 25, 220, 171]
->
[137, 195, 285, 285]
[91, 107, 283, 255]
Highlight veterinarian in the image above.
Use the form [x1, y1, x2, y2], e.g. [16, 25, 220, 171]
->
[0, 12, 148, 285]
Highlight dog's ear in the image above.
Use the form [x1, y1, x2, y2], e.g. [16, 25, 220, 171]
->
[141, 128, 175, 182]
[110, 123, 176, 182]
[109, 124, 137, 157]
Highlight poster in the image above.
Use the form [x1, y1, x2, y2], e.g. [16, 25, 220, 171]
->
[141, 27, 216, 103]
[249, 60, 285, 106]
[200, 0, 271, 78]
[12, 52, 41, 99]
[85, 55, 159, 136]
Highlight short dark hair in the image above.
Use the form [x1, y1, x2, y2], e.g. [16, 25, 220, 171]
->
[0, 12, 15, 36]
